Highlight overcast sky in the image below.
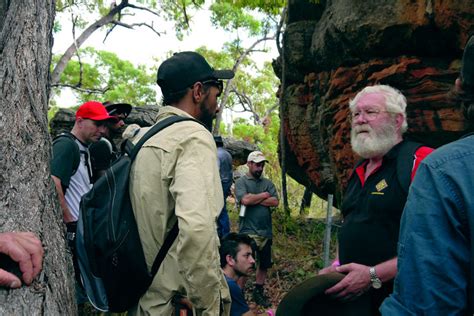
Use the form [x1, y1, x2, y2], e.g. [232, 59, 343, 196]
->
[53, 7, 276, 71]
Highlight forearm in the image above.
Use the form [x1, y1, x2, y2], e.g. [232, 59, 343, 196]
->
[241, 192, 269, 206]
[260, 197, 279, 207]
[52, 176, 73, 222]
[373, 257, 397, 283]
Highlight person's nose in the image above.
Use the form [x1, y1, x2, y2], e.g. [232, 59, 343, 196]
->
[249, 255, 256, 264]
[352, 113, 367, 125]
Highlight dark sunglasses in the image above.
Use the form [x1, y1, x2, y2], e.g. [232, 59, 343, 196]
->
[193, 79, 224, 95]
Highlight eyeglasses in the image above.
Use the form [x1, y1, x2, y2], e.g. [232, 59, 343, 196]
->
[351, 109, 396, 121]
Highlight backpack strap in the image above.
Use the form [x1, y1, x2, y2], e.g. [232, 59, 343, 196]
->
[396, 141, 423, 195]
[129, 115, 198, 161]
[150, 221, 179, 276]
[125, 115, 199, 278]
[53, 132, 81, 176]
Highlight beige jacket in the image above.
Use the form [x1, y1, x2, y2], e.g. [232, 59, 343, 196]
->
[129, 106, 231, 316]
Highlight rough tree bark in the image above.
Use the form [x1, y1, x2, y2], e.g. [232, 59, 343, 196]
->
[0, 1, 75, 314]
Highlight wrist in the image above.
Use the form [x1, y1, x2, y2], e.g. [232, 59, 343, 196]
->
[266, 309, 274, 316]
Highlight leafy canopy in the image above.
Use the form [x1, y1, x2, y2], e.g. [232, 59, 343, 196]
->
[51, 47, 156, 106]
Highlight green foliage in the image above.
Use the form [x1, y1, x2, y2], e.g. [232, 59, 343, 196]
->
[51, 47, 156, 106]
[210, 2, 262, 36]
[216, 0, 285, 15]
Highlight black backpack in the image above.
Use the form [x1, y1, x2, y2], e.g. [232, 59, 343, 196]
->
[77, 115, 195, 312]
[52, 132, 81, 177]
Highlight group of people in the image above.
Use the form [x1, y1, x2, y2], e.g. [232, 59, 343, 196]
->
[2, 36, 474, 316]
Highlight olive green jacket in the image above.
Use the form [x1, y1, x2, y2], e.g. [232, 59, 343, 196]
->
[129, 106, 231, 316]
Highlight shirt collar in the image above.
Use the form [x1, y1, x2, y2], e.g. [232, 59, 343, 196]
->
[155, 105, 195, 121]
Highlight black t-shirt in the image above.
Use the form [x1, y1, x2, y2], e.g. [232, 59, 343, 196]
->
[50, 136, 80, 189]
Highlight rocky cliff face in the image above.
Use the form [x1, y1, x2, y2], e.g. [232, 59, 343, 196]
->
[275, 0, 474, 203]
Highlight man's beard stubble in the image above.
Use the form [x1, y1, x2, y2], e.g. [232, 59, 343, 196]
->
[251, 170, 262, 179]
[199, 93, 216, 131]
[351, 122, 399, 159]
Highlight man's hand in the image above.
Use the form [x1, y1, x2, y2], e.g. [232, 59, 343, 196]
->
[324, 263, 371, 301]
[0, 232, 44, 288]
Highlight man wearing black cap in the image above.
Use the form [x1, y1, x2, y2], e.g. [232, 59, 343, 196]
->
[89, 102, 132, 181]
[129, 51, 234, 315]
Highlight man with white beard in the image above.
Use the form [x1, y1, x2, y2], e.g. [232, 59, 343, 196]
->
[318, 85, 433, 315]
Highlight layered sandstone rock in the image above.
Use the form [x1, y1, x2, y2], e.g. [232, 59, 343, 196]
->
[275, 0, 474, 203]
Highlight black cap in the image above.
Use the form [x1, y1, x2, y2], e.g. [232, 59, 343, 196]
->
[157, 51, 234, 97]
[104, 102, 132, 117]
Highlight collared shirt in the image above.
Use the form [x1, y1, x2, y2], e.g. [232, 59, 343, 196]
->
[235, 174, 278, 238]
[381, 135, 474, 315]
[129, 106, 230, 316]
[339, 140, 433, 315]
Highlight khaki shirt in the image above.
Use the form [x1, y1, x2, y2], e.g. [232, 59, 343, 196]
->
[129, 106, 231, 316]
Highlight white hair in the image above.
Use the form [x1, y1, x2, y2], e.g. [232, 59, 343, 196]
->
[349, 85, 408, 133]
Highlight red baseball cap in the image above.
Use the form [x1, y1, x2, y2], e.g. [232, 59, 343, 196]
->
[76, 101, 118, 121]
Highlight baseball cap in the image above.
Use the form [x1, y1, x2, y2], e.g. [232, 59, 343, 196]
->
[76, 101, 118, 121]
[247, 151, 268, 163]
[157, 51, 234, 98]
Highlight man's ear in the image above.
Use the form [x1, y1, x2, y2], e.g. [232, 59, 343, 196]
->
[226, 254, 235, 267]
[191, 82, 205, 103]
[395, 113, 404, 131]
[76, 117, 85, 128]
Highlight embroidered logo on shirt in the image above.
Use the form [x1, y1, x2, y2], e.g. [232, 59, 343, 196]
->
[372, 179, 388, 195]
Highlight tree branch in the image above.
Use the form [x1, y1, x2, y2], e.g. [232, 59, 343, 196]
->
[126, 3, 161, 18]
[213, 34, 276, 134]
[51, 83, 109, 94]
[51, 1, 129, 85]
[276, 6, 287, 56]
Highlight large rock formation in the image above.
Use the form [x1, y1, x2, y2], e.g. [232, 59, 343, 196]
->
[275, 0, 474, 204]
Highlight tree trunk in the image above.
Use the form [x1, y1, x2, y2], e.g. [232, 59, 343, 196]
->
[279, 7, 290, 216]
[0, 1, 76, 314]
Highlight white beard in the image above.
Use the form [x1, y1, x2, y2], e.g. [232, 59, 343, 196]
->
[351, 123, 400, 159]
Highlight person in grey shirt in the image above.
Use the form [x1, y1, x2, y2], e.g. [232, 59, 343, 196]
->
[235, 151, 279, 308]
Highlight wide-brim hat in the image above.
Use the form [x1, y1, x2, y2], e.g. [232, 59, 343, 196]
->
[104, 103, 132, 117]
[276, 272, 371, 316]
